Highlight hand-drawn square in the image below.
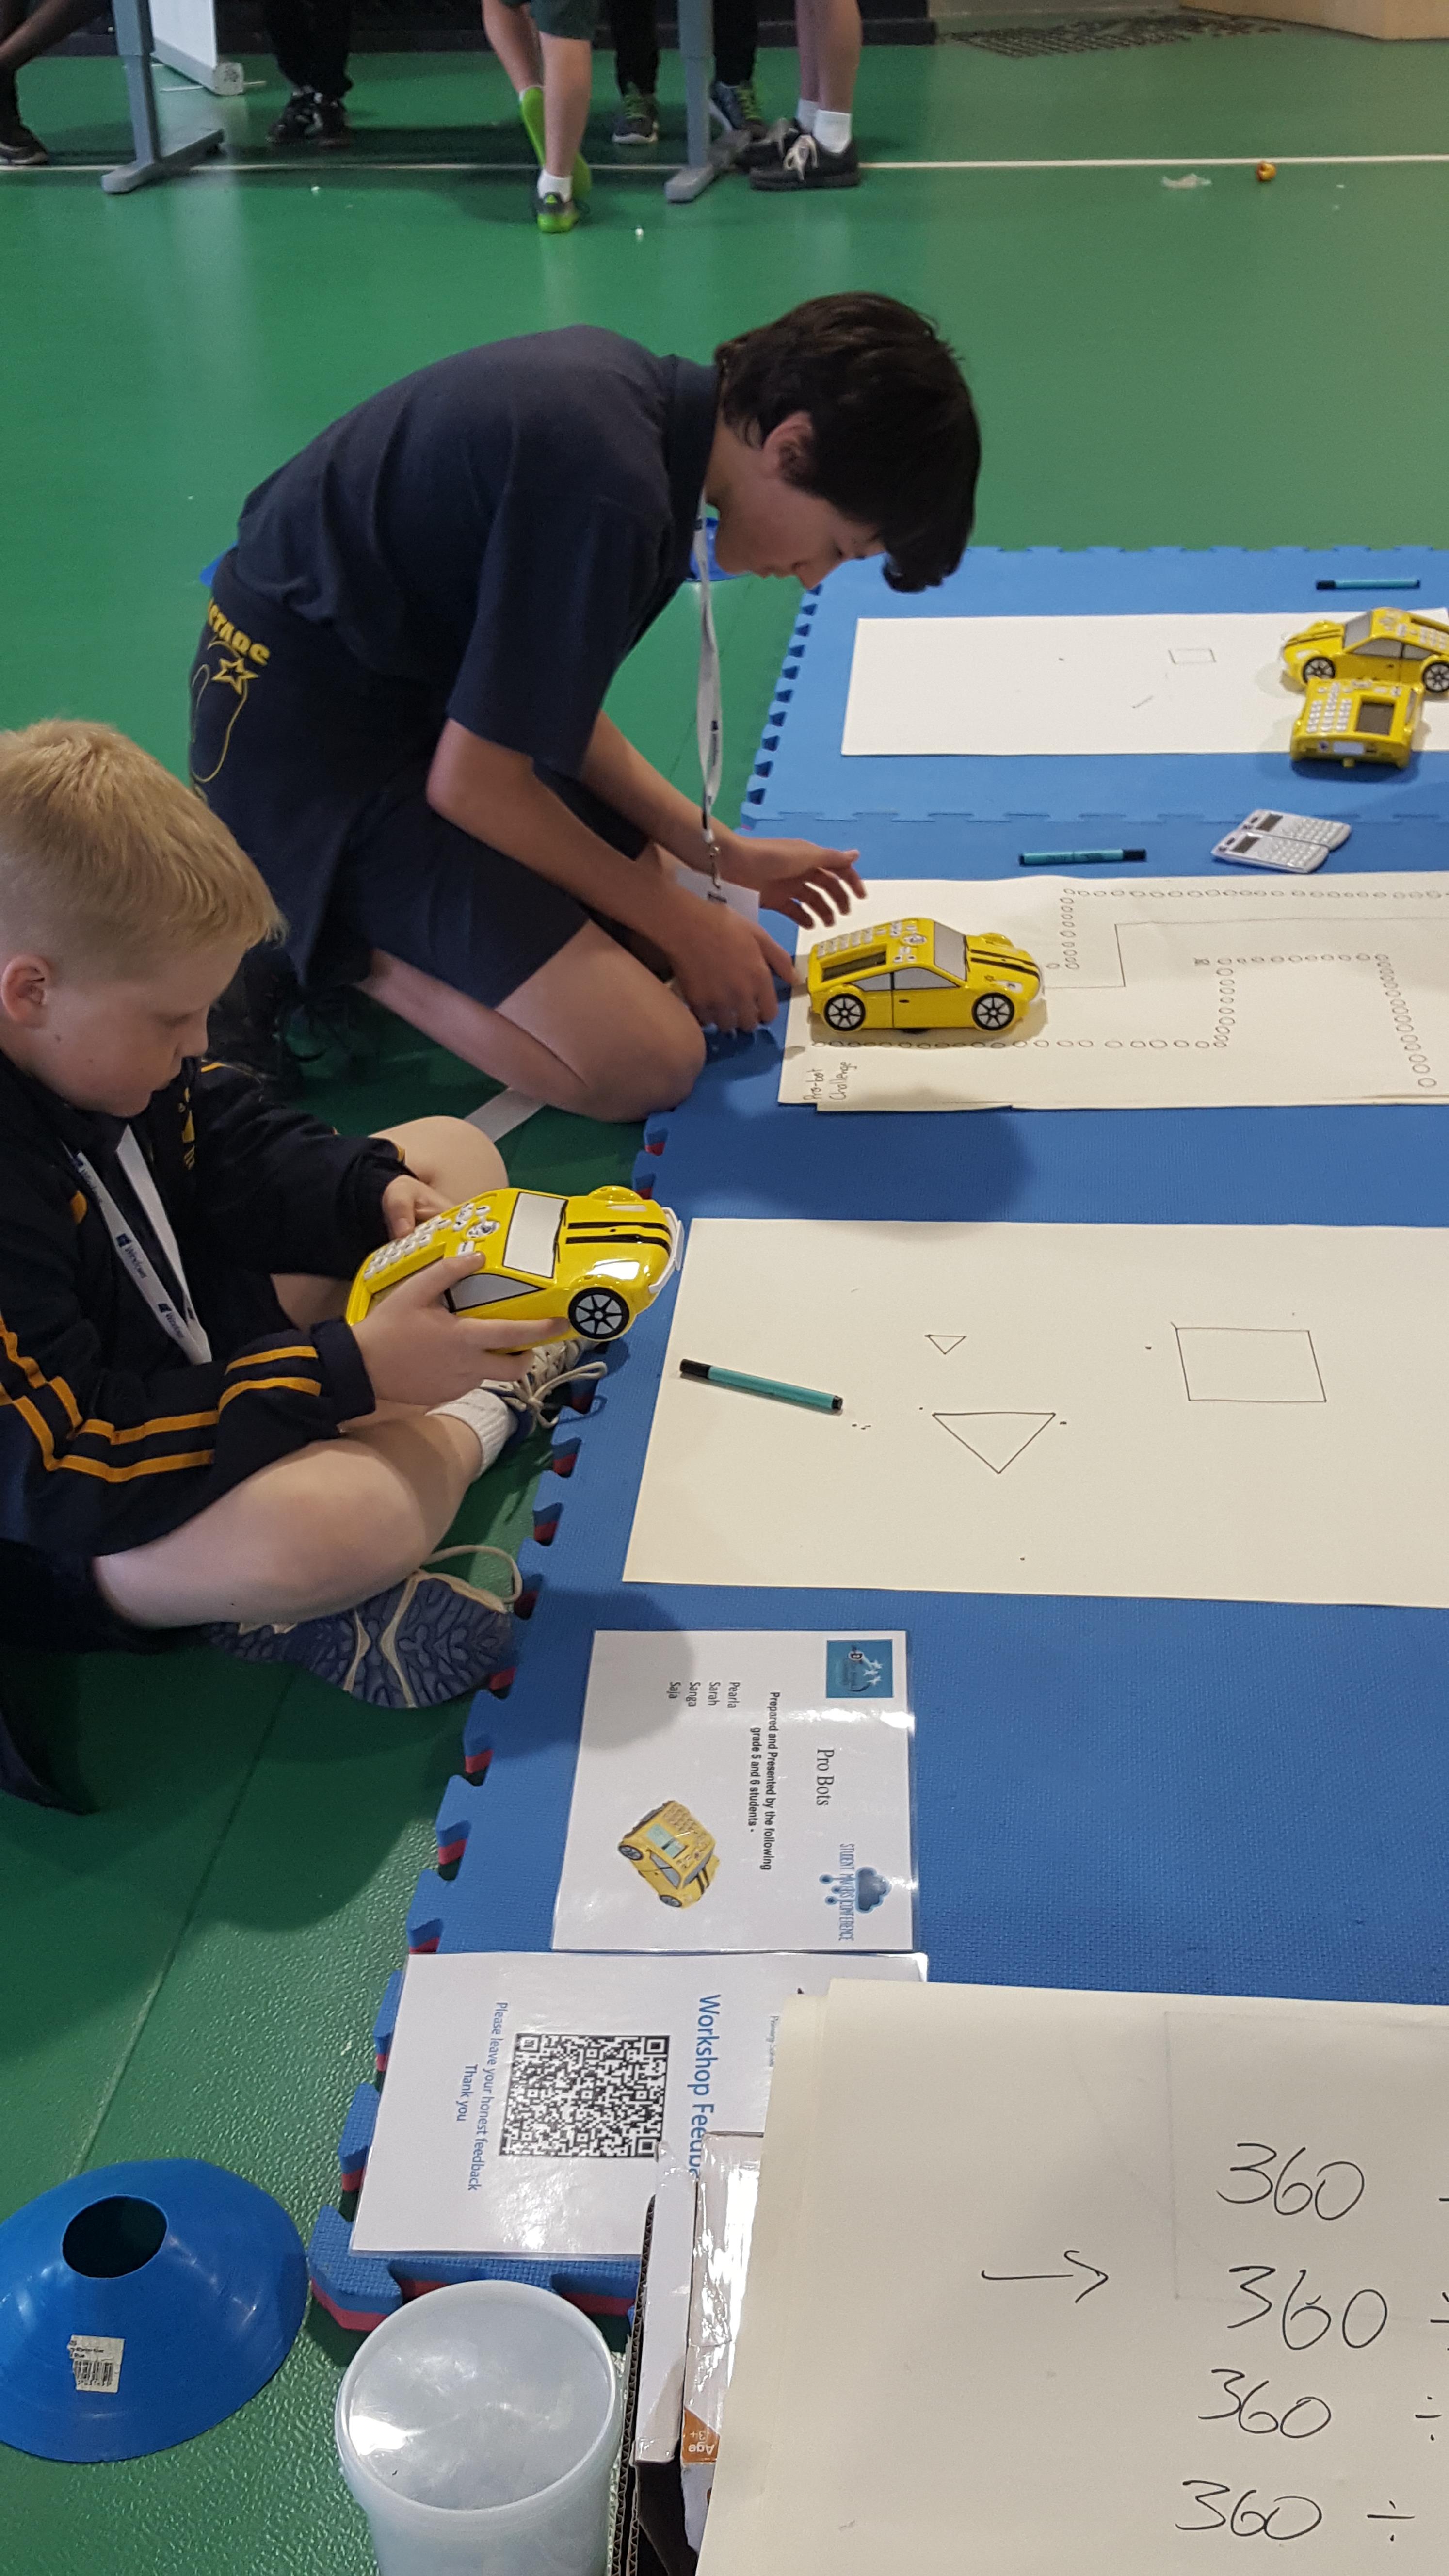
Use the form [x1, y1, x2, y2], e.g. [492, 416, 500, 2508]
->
[1175, 1326, 1325, 1405]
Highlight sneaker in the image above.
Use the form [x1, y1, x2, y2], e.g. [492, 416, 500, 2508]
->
[0, 90, 48, 166]
[738, 114, 801, 172]
[536, 188, 580, 232]
[517, 85, 592, 199]
[750, 129, 860, 191]
[268, 87, 321, 145]
[208, 1544, 519, 1711]
[484, 1337, 607, 1449]
[313, 94, 353, 147]
[612, 84, 659, 145]
[708, 78, 765, 139]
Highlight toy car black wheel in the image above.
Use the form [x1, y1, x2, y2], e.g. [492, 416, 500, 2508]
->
[568, 1286, 630, 1340]
[619, 1845, 643, 1862]
[660, 1895, 682, 1909]
[1423, 660, 1449, 694]
[822, 990, 867, 1032]
[972, 992, 1015, 1032]
[1302, 655, 1336, 681]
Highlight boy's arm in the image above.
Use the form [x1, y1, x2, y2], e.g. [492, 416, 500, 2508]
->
[186, 1060, 405, 1277]
[0, 1193, 374, 1561]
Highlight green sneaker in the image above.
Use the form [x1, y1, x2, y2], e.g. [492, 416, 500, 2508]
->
[536, 187, 581, 232]
[612, 84, 660, 145]
[518, 84, 591, 199]
[708, 77, 765, 139]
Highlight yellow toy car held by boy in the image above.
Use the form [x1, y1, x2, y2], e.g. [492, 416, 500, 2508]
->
[1282, 606, 1449, 696]
[807, 917, 1042, 1036]
[618, 1801, 720, 1908]
[345, 1185, 681, 1345]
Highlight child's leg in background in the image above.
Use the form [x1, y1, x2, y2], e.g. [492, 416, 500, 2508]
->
[606, 0, 659, 103]
[796, 0, 857, 136]
[714, 0, 757, 95]
[263, 0, 354, 97]
[483, 0, 593, 205]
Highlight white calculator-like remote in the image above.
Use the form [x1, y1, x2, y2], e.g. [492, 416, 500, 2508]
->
[1211, 810, 1352, 873]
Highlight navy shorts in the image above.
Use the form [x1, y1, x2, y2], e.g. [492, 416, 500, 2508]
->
[192, 556, 646, 1010]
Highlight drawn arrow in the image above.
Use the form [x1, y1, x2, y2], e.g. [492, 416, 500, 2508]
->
[981, 2250, 1109, 2304]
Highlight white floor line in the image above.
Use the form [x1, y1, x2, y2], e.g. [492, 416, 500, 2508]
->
[16, 149, 1449, 177]
[466, 1088, 544, 1143]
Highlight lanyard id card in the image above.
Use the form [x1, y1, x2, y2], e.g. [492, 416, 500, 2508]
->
[692, 513, 728, 904]
[73, 1130, 213, 1367]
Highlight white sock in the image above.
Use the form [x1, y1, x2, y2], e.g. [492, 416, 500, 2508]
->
[796, 96, 819, 132]
[814, 106, 851, 153]
[539, 166, 572, 199]
[429, 1385, 514, 1479]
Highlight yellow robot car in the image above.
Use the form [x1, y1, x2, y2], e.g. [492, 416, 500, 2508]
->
[1289, 677, 1421, 772]
[346, 1185, 681, 1344]
[1282, 606, 1449, 697]
[618, 1801, 720, 1908]
[807, 917, 1042, 1036]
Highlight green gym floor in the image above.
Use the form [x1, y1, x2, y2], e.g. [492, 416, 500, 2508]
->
[4, 21, 1449, 2566]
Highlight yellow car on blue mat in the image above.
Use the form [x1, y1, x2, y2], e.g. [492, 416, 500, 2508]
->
[345, 1184, 681, 1344]
[618, 1801, 719, 1908]
[1283, 606, 1449, 696]
[808, 916, 1042, 1036]
[1289, 676, 1421, 772]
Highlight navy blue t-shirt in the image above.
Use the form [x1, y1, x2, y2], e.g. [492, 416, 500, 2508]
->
[234, 326, 718, 779]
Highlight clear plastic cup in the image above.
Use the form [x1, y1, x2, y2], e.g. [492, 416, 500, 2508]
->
[335, 2280, 623, 2576]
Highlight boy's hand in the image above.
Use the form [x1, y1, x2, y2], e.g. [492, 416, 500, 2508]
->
[665, 901, 797, 1036]
[351, 1256, 565, 1408]
[716, 830, 865, 930]
[381, 1173, 452, 1239]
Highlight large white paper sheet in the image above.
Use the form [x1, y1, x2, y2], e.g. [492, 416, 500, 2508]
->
[350, 1950, 924, 2259]
[701, 1982, 1449, 2576]
[780, 875, 1449, 1111]
[841, 612, 1449, 757]
[622, 1219, 1449, 1607]
[551, 1631, 915, 1955]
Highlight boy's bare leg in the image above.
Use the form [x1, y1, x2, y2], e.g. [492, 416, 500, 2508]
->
[540, 30, 591, 175]
[361, 920, 706, 1127]
[482, 0, 543, 91]
[798, 0, 857, 110]
[273, 1113, 509, 1327]
[93, 1413, 487, 1631]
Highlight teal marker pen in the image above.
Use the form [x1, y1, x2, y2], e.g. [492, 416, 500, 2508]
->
[1019, 848, 1145, 867]
[679, 1359, 842, 1415]
[1316, 578, 1420, 592]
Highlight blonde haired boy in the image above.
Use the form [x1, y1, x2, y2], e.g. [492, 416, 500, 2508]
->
[0, 721, 582, 1729]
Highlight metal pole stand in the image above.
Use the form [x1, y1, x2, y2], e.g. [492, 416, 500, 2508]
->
[102, 0, 225, 193]
[663, 0, 744, 204]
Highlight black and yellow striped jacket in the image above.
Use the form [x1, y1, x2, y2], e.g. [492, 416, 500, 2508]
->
[0, 1048, 399, 1562]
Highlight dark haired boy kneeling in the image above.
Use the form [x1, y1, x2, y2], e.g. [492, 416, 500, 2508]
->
[0, 722, 587, 1722]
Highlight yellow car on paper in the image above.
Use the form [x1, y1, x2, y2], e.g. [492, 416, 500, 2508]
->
[345, 1185, 681, 1344]
[618, 1801, 720, 1907]
[807, 917, 1042, 1036]
[1282, 606, 1449, 696]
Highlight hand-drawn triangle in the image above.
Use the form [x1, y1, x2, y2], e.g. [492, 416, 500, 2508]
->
[934, 1412, 1055, 1473]
[926, 1335, 966, 1355]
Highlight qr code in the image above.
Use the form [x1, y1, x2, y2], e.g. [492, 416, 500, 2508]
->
[499, 2031, 670, 2159]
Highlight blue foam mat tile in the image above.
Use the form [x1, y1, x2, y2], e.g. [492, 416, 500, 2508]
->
[306, 2205, 638, 2334]
[744, 814, 1449, 875]
[393, 1255, 1449, 2011]
[748, 549, 1449, 823]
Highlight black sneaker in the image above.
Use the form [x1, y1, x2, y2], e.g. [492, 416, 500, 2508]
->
[612, 84, 659, 145]
[738, 114, 801, 172]
[269, 87, 321, 145]
[0, 88, 48, 166]
[313, 93, 352, 147]
[750, 129, 860, 191]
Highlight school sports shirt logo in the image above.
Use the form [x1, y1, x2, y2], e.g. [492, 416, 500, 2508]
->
[190, 598, 271, 786]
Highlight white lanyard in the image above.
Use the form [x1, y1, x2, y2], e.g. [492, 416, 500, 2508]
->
[692, 513, 728, 903]
[73, 1129, 212, 1367]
